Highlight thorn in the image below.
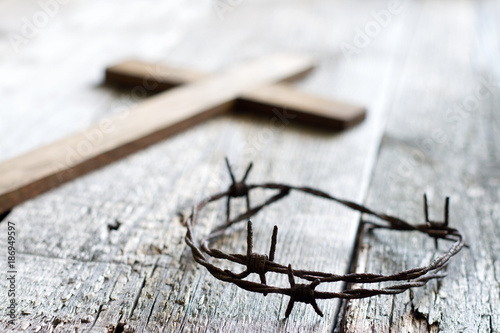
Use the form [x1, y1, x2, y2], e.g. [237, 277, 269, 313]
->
[285, 298, 294, 318]
[311, 299, 324, 317]
[242, 162, 253, 182]
[226, 196, 231, 222]
[225, 157, 236, 183]
[247, 220, 253, 256]
[259, 273, 267, 287]
[285, 265, 296, 318]
[444, 197, 449, 226]
[269, 226, 278, 262]
[285, 265, 323, 318]
[423, 193, 430, 223]
[287, 264, 295, 287]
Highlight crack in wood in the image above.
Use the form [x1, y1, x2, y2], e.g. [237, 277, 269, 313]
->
[14, 250, 166, 272]
[128, 276, 147, 319]
[145, 291, 159, 327]
[112, 313, 125, 333]
[88, 304, 103, 332]
[150, 257, 160, 278]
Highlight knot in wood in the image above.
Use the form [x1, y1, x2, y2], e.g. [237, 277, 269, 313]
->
[247, 253, 268, 275]
[229, 182, 249, 197]
[290, 283, 316, 304]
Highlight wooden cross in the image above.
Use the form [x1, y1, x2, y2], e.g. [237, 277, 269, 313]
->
[0, 53, 365, 214]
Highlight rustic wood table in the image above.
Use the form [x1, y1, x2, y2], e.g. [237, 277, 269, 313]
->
[1, 0, 499, 332]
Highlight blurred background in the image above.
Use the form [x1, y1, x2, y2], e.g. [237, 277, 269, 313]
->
[1, 0, 416, 161]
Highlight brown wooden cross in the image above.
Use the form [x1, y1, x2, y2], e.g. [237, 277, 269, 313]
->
[0, 53, 365, 214]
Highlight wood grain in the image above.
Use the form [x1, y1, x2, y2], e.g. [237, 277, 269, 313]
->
[0, 53, 314, 215]
[0, 0, 411, 331]
[105, 60, 366, 129]
[340, 1, 500, 332]
[1, 0, 496, 332]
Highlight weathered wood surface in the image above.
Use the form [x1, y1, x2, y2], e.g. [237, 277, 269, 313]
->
[0, 1, 405, 332]
[340, 1, 500, 332]
[0, 0, 498, 332]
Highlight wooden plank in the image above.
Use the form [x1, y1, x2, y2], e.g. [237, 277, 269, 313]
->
[0, 53, 314, 215]
[0, 0, 416, 332]
[340, 1, 500, 332]
[105, 60, 366, 129]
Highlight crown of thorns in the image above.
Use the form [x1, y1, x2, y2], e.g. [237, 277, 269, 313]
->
[182, 159, 465, 319]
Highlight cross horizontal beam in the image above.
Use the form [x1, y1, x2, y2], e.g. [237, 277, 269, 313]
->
[105, 60, 366, 130]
